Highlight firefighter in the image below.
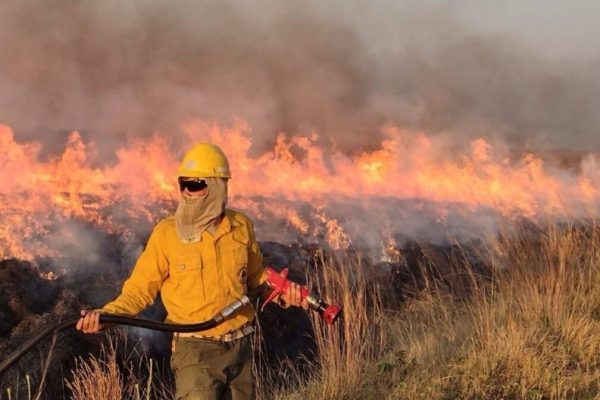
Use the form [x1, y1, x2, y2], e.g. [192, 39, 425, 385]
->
[76, 143, 308, 400]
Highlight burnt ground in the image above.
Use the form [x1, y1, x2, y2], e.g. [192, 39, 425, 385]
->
[0, 237, 491, 399]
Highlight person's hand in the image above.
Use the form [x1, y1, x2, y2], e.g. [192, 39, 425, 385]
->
[76, 310, 103, 334]
[280, 282, 310, 310]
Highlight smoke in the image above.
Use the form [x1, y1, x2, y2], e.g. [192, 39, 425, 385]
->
[1, 0, 600, 158]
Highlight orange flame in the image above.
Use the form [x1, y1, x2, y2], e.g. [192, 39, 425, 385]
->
[1, 121, 599, 260]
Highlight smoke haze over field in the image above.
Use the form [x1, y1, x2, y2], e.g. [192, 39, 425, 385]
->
[1, 0, 600, 157]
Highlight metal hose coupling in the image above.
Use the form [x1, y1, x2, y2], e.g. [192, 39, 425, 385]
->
[215, 295, 251, 323]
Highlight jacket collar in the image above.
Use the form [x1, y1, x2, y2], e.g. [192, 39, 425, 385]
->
[211, 210, 241, 240]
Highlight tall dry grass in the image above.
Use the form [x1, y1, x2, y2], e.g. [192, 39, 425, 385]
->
[65, 333, 173, 400]
[261, 223, 600, 399]
[66, 342, 124, 400]
[387, 223, 600, 399]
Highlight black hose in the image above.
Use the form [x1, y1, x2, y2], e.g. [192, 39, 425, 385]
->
[0, 295, 250, 377]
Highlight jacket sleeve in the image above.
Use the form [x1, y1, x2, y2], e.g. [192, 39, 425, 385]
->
[101, 227, 169, 315]
[246, 218, 267, 293]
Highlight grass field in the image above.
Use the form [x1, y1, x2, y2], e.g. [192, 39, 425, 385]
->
[264, 223, 600, 399]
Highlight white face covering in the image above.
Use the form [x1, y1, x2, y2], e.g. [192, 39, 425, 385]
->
[175, 177, 228, 243]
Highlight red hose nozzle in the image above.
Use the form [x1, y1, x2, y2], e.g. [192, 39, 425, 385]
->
[263, 267, 342, 325]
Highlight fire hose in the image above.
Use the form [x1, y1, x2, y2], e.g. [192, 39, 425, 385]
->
[0, 296, 251, 377]
[0, 266, 342, 377]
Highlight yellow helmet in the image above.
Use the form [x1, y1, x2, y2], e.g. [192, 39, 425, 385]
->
[177, 143, 231, 178]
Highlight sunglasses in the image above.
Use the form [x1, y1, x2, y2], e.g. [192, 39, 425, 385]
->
[178, 178, 208, 192]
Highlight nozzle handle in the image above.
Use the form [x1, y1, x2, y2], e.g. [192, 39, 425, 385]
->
[264, 267, 342, 325]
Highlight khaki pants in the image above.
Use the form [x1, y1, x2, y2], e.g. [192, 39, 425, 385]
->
[171, 336, 254, 400]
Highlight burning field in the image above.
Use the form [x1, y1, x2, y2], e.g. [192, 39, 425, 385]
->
[2, 0, 600, 399]
[2, 121, 600, 262]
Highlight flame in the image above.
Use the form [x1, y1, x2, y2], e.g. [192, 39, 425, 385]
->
[40, 271, 59, 281]
[1, 120, 599, 260]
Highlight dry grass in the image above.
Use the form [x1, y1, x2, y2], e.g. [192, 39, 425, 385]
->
[66, 342, 124, 400]
[261, 223, 600, 399]
[383, 223, 600, 399]
[65, 333, 172, 400]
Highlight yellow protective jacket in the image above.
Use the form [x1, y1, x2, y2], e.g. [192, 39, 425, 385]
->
[101, 209, 267, 337]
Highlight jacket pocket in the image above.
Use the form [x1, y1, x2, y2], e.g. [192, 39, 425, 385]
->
[168, 255, 205, 301]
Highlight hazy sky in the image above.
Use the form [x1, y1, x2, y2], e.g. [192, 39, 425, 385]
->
[463, 0, 600, 58]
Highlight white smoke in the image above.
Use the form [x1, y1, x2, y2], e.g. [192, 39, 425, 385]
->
[0, 0, 599, 157]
